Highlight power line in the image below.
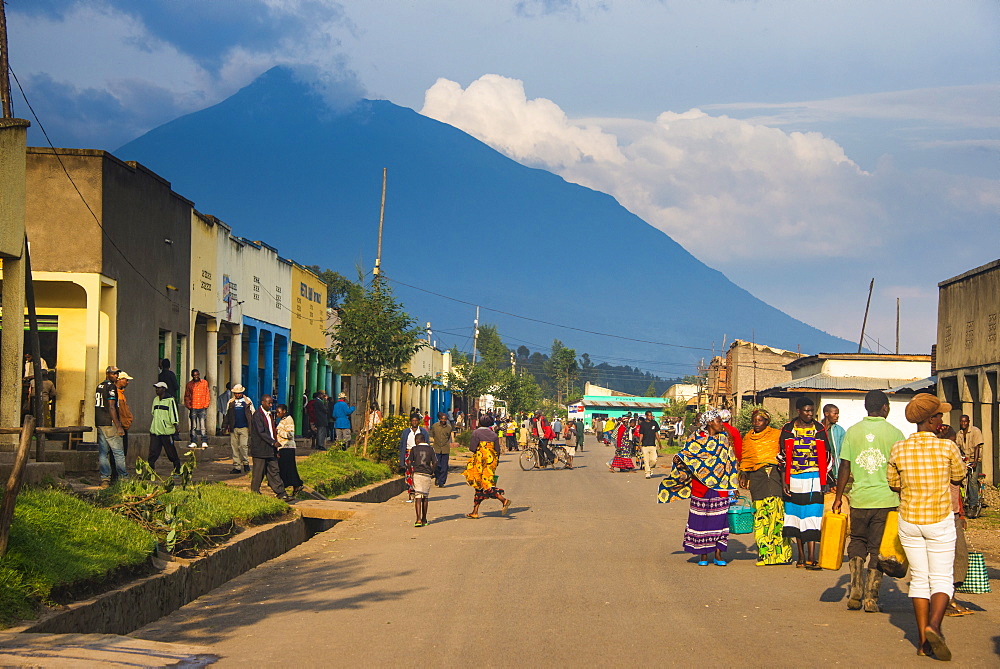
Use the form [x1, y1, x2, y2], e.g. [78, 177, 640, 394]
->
[385, 276, 714, 352]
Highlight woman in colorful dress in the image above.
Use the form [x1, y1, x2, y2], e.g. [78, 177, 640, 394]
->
[778, 396, 832, 569]
[607, 417, 633, 472]
[739, 408, 792, 565]
[464, 416, 512, 518]
[658, 409, 740, 565]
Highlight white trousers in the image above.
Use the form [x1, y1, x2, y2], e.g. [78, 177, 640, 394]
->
[641, 446, 658, 474]
[898, 515, 956, 599]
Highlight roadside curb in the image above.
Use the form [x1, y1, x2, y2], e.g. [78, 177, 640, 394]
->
[9, 514, 307, 636]
[334, 475, 407, 503]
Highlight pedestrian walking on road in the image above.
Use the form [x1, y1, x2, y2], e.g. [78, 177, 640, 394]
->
[575, 418, 585, 452]
[832, 390, 903, 612]
[657, 409, 740, 566]
[112, 371, 132, 478]
[638, 411, 661, 478]
[149, 381, 181, 475]
[183, 369, 211, 449]
[739, 408, 792, 566]
[95, 365, 127, 485]
[275, 404, 303, 498]
[608, 417, 638, 472]
[399, 415, 429, 502]
[223, 384, 254, 474]
[464, 416, 511, 518]
[409, 434, 436, 526]
[887, 393, 965, 660]
[430, 412, 454, 487]
[779, 396, 832, 570]
[307, 392, 330, 450]
[248, 394, 289, 500]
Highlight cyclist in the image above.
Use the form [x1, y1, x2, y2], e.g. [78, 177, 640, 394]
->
[532, 411, 556, 467]
[956, 415, 984, 510]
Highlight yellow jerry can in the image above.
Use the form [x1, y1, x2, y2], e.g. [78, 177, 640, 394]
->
[819, 511, 848, 570]
[877, 510, 909, 578]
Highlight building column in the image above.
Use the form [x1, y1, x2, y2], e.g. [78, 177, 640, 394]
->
[206, 318, 218, 436]
[276, 335, 289, 407]
[230, 324, 243, 390]
[307, 348, 319, 400]
[325, 366, 333, 396]
[261, 329, 274, 401]
[294, 344, 307, 427]
[246, 325, 259, 402]
[334, 372, 342, 400]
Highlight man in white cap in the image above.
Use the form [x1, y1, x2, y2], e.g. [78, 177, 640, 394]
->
[332, 391, 356, 449]
[223, 384, 254, 474]
[95, 365, 127, 484]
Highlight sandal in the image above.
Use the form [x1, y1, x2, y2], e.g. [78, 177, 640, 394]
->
[465, 513, 479, 519]
[805, 561, 821, 571]
[697, 560, 710, 566]
[501, 499, 511, 516]
[924, 628, 951, 662]
[795, 561, 806, 569]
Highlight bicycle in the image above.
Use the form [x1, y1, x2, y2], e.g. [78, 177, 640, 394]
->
[519, 441, 568, 471]
[963, 462, 986, 519]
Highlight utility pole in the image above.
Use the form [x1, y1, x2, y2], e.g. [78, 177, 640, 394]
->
[471, 306, 480, 365]
[857, 278, 874, 354]
[425, 322, 432, 344]
[372, 168, 387, 278]
[896, 298, 900, 354]
[510, 350, 516, 375]
[0, 0, 12, 117]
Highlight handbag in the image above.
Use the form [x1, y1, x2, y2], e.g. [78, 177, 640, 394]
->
[957, 550, 991, 594]
[727, 494, 755, 534]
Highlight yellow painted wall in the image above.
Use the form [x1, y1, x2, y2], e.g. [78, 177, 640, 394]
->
[190, 213, 219, 317]
[290, 264, 326, 349]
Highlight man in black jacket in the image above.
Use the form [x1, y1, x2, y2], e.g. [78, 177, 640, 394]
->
[249, 394, 289, 500]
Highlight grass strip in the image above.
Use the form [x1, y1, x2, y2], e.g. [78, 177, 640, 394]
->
[0, 488, 157, 626]
[296, 449, 393, 498]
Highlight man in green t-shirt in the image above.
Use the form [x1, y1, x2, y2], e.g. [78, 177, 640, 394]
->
[149, 381, 182, 475]
[833, 390, 904, 614]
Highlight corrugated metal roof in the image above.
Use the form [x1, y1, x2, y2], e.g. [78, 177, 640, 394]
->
[888, 376, 937, 394]
[762, 373, 924, 394]
[579, 400, 667, 409]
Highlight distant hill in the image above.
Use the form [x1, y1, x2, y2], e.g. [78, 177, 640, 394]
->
[117, 66, 851, 372]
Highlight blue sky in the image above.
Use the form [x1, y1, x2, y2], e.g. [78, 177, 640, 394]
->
[7, 0, 999, 355]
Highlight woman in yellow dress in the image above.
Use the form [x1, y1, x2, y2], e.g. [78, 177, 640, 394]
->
[740, 408, 792, 565]
[464, 416, 512, 518]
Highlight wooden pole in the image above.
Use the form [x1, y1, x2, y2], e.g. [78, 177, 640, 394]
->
[373, 168, 387, 278]
[0, 0, 13, 118]
[0, 415, 36, 557]
[896, 297, 899, 355]
[857, 278, 874, 354]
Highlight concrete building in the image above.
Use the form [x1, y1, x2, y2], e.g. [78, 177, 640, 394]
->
[663, 383, 698, 403]
[725, 339, 803, 415]
[289, 263, 328, 426]
[237, 239, 291, 408]
[936, 259, 1000, 484]
[13, 148, 192, 438]
[761, 353, 932, 437]
[577, 394, 669, 424]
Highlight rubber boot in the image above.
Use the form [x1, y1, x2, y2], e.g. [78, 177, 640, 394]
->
[862, 569, 883, 612]
[847, 556, 865, 610]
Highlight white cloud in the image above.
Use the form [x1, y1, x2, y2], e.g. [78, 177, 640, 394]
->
[420, 74, 1000, 347]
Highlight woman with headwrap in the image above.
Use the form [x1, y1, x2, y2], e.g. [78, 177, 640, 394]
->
[608, 416, 639, 472]
[740, 408, 792, 565]
[657, 409, 740, 566]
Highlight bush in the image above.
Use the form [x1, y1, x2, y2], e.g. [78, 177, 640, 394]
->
[0, 488, 157, 625]
[454, 429, 471, 449]
[734, 403, 787, 435]
[362, 415, 409, 466]
[296, 449, 393, 498]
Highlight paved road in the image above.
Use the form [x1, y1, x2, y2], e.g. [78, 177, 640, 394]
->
[135, 437, 998, 667]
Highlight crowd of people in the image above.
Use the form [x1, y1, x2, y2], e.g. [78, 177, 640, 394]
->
[657, 392, 982, 661]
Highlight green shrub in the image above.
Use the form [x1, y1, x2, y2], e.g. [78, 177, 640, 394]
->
[362, 415, 409, 466]
[454, 429, 471, 448]
[296, 449, 393, 498]
[0, 488, 156, 625]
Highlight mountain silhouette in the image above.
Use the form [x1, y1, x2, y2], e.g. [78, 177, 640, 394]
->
[118, 66, 851, 377]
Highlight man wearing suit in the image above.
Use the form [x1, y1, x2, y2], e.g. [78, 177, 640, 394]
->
[399, 414, 430, 475]
[249, 394, 289, 500]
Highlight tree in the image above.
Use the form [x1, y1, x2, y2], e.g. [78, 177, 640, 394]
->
[476, 323, 510, 368]
[643, 381, 658, 397]
[494, 369, 542, 415]
[307, 266, 357, 309]
[544, 339, 578, 405]
[446, 362, 496, 413]
[328, 275, 425, 454]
